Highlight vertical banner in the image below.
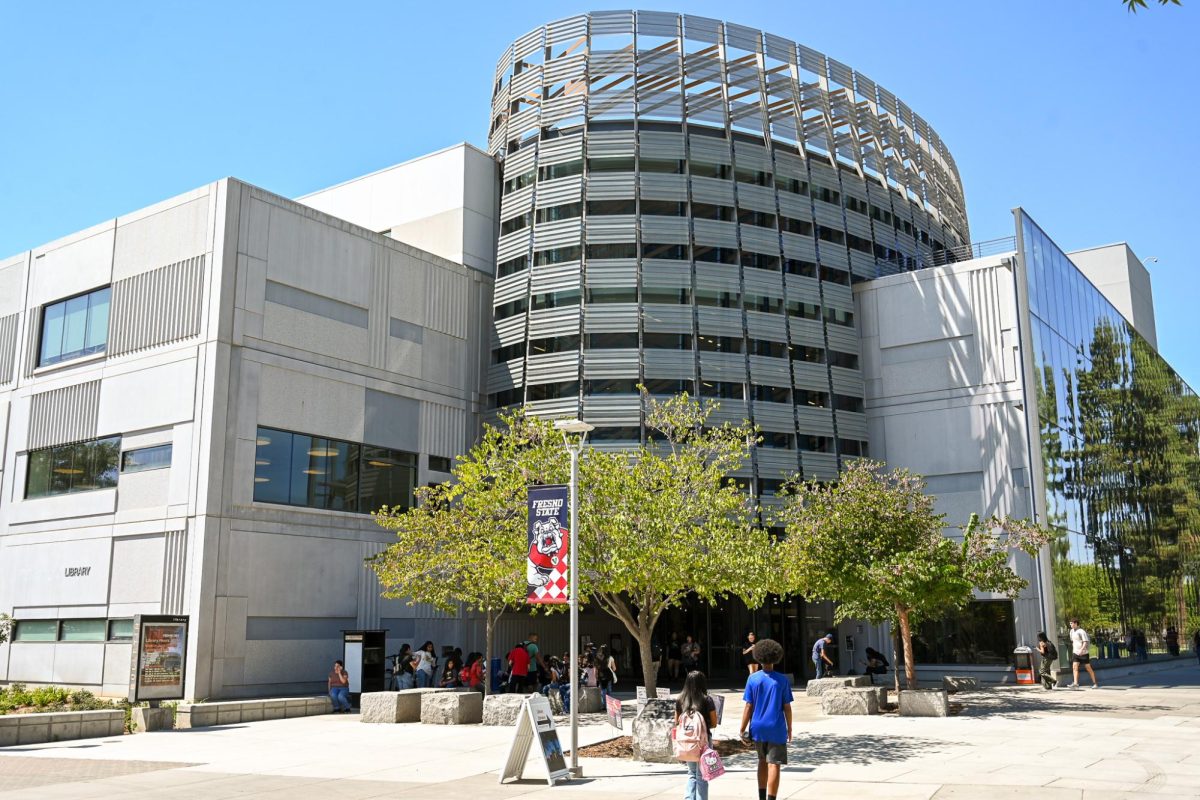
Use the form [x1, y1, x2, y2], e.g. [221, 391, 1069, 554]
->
[526, 484, 570, 604]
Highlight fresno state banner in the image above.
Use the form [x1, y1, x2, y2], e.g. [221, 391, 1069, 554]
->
[526, 484, 570, 604]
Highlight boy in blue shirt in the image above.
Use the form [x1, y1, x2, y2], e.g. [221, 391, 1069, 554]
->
[739, 638, 793, 800]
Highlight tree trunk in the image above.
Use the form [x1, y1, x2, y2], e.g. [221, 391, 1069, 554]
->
[484, 608, 500, 696]
[897, 604, 917, 689]
[637, 628, 656, 694]
[891, 627, 900, 694]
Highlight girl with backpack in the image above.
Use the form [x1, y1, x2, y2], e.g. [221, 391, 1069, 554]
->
[597, 645, 617, 703]
[673, 670, 719, 800]
[1037, 631, 1058, 690]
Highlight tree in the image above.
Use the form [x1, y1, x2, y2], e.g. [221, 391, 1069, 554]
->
[1124, 0, 1182, 11]
[370, 411, 567, 694]
[777, 460, 1053, 689]
[577, 391, 773, 693]
[0, 613, 10, 645]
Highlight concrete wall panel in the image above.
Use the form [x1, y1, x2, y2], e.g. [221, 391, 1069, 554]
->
[257, 365, 366, 445]
[29, 225, 115, 308]
[97, 357, 196, 435]
[109, 534, 166, 604]
[113, 195, 210, 281]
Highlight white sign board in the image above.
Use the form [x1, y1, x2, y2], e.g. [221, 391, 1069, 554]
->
[636, 685, 648, 714]
[656, 687, 671, 699]
[499, 695, 572, 786]
[344, 640, 363, 693]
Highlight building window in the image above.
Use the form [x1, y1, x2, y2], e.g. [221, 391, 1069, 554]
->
[584, 379, 639, 395]
[588, 332, 639, 349]
[589, 426, 641, 442]
[26, 435, 121, 499]
[642, 332, 691, 350]
[533, 246, 582, 266]
[907, 600, 1016, 665]
[586, 243, 638, 261]
[537, 160, 583, 181]
[838, 439, 869, 457]
[107, 619, 134, 641]
[39, 286, 111, 367]
[641, 287, 690, 305]
[497, 255, 529, 278]
[828, 351, 860, 370]
[586, 286, 638, 303]
[641, 243, 689, 261]
[59, 619, 107, 642]
[253, 427, 417, 515]
[495, 297, 529, 321]
[536, 202, 582, 224]
[500, 213, 530, 235]
[643, 378, 694, 395]
[526, 380, 579, 402]
[13, 620, 57, 642]
[528, 334, 580, 356]
[121, 443, 172, 473]
[586, 199, 637, 216]
[428, 455, 452, 473]
[489, 387, 523, 408]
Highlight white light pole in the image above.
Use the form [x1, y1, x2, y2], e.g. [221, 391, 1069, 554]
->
[554, 417, 593, 778]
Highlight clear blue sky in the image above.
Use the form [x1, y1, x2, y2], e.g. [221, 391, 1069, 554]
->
[2, 1, 1197, 384]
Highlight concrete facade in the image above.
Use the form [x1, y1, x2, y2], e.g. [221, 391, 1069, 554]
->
[1067, 242, 1157, 350]
[0, 176, 496, 700]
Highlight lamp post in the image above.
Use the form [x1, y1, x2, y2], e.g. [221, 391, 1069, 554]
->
[553, 417, 593, 778]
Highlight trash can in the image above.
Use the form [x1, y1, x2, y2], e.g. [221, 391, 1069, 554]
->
[1013, 645, 1036, 685]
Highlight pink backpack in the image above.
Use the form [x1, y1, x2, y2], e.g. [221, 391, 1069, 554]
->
[672, 709, 706, 761]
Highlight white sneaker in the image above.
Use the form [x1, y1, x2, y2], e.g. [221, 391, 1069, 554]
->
[1067, 682, 1079, 688]
[1090, 684, 1099, 689]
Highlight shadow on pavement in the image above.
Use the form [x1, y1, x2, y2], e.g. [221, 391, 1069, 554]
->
[721, 732, 963, 769]
[952, 689, 1173, 719]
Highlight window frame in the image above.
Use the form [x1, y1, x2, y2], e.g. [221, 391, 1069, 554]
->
[38, 285, 112, 368]
[121, 443, 173, 473]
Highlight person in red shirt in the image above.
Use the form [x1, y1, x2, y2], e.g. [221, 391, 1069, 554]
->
[507, 641, 532, 692]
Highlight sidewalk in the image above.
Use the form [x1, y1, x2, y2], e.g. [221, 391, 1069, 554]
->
[2, 663, 1200, 798]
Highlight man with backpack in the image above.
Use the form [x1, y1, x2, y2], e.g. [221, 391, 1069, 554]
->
[1036, 632, 1058, 690]
[739, 638, 792, 800]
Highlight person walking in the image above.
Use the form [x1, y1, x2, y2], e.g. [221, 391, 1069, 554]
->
[811, 633, 835, 679]
[598, 645, 618, 704]
[506, 640, 532, 692]
[674, 671, 718, 800]
[1068, 619, 1099, 688]
[739, 638, 792, 800]
[742, 631, 760, 677]
[1036, 632, 1058, 690]
[668, 633, 683, 681]
[327, 660, 352, 713]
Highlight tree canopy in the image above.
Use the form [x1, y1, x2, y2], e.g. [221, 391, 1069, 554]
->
[578, 391, 773, 692]
[777, 459, 1052, 688]
[369, 411, 567, 693]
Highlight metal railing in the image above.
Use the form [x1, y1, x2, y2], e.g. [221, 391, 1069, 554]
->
[930, 236, 1017, 267]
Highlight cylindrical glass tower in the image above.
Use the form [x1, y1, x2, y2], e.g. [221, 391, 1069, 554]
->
[486, 11, 969, 489]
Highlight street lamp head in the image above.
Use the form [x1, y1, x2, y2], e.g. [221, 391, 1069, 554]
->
[554, 419, 595, 434]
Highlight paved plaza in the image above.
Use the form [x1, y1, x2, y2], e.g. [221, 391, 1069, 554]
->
[1, 663, 1199, 799]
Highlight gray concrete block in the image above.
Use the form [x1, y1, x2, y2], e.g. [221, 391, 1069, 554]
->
[0, 724, 17, 747]
[80, 718, 111, 739]
[483, 694, 528, 726]
[284, 699, 309, 719]
[216, 705, 242, 726]
[108, 714, 126, 736]
[131, 706, 174, 733]
[360, 692, 402, 724]
[821, 687, 880, 715]
[577, 686, 603, 713]
[17, 722, 50, 745]
[420, 691, 482, 724]
[805, 677, 856, 697]
[240, 702, 264, 723]
[306, 697, 332, 716]
[631, 699, 675, 763]
[262, 700, 286, 721]
[943, 675, 979, 693]
[50, 719, 82, 741]
[898, 688, 949, 717]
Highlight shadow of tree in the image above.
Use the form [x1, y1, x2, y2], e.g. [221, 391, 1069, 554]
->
[720, 732, 964, 769]
[953, 689, 1173, 720]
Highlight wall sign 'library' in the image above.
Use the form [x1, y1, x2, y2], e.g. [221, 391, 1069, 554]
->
[64, 566, 91, 578]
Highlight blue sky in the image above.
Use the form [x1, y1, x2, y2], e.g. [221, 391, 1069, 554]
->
[2, 1, 1197, 384]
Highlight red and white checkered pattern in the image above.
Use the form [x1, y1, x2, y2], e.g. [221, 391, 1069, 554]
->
[530, 566, 569, 604]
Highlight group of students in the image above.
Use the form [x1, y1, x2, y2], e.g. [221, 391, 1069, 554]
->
[501, 634, 619, 713]
[672, 636, 794, 800]
[389, 641, 486, 692]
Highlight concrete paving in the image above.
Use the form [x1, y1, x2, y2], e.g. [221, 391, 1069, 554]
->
[2, 662, 1200, 798]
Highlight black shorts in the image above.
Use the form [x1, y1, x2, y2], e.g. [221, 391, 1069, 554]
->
[1071, 652, 1090, 665]
[754, 740, 788, 764]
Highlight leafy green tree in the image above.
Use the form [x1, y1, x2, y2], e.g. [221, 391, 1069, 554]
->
[0, 613, 10, 645]
[577, 392, 773, 693]
[370, 411, 567, 694]
[1124, 0, 1182, 11]
[777, 460, 1052, 689]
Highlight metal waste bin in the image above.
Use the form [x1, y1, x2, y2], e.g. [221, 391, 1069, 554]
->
[1013, 645, 1036, 685]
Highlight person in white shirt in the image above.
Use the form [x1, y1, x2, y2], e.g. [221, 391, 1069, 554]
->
[1068, 619, 1099, 688]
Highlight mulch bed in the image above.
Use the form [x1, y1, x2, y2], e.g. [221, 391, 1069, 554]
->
[574, 736, 753, 759]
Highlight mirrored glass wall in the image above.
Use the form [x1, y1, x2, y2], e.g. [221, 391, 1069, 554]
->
[1018, 210, 1200, 654]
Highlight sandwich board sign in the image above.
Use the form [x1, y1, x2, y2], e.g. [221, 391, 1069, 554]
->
[605, 693, 623, 730]
[499, 694, 572, 786]
[712, 694, 725, 725]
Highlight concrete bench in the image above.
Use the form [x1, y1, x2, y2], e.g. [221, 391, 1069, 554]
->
[176, 696, 331, 729]
[0, 709, 125, 746]
[805, 676, 872, 697]
[131, 706, 174, 733]
[577, 686, 604, 713]
[898, 688, 949, 717]
[421, 690, 483, 724]
[361, 688, 455, 723]
[483, 693, 530, 725]
[943, 675, 979, 693]
[821, 687, 881, 715]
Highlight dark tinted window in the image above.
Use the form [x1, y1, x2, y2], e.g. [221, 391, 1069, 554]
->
[26, 436, 120, 498]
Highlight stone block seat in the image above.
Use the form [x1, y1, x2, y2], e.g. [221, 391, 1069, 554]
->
[483, 693, 531, 726]
[576, 687, 603, 713]
[631, 699, 675, 763]
[176, 696, 330, 729]
[360, 688, 453, 724]
[943, 675, 979, 693]
[820, 687, 881, 715]
[0, 709, 125, 746]
[898, 688, 949, 717]
[421, 690, 483, 725]
[804, 676, 871, 697]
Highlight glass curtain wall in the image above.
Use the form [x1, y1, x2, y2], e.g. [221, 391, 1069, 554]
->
[1017, 210, 1200, 655]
